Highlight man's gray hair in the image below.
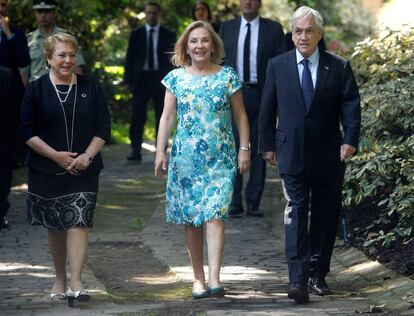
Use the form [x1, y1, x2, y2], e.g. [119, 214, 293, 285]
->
[290, 6, 324, 31]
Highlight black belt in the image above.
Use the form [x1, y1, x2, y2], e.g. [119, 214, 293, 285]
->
[242, 82, 258, 88]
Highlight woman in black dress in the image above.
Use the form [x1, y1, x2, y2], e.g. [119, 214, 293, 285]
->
[20, 33, 110, 307]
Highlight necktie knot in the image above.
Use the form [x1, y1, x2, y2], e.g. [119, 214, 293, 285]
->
[301, 58, 309, 67]
[246, 22, 250, 29]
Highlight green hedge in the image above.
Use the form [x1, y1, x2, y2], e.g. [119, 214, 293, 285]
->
[343, 28, 414, 248]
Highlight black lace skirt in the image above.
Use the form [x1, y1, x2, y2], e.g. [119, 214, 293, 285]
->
[26, 168, 100, 231]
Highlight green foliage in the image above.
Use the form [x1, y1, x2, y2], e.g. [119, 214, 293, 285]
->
[261, 0, 295, 29]
[111, 121, 130, 145]
[285, 0, 373, 52]
[344, 27, 414, 248]
[111, 108, 156, 145]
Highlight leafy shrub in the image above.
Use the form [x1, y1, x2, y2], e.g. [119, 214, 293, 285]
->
[343, 27, 414, 248]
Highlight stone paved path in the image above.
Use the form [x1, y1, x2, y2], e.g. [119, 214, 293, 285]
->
[141, 179, 370, 315]
[1, 144, 413, 315]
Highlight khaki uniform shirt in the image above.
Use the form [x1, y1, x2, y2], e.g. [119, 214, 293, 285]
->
[24, 25, 85, 82]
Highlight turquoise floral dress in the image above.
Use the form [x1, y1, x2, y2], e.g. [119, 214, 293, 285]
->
[161, 66, 242, 226]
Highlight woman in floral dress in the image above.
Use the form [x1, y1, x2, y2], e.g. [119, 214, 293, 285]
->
[154, 21, 250, 298]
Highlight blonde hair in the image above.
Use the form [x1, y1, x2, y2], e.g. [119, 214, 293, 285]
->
[171, 21, 224, 67]
[43, 32, 78, 60]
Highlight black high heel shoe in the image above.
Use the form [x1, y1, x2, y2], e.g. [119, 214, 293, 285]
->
[66, 288, 90, 307]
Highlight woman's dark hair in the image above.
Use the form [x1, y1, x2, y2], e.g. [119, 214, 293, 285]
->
[192, 1, 212, 21]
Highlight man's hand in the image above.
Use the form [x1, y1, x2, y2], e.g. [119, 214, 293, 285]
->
[262, 151, 277, 165]
[340, 144, 356, 161]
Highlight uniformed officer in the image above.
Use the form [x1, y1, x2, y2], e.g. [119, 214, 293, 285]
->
[22, 0, 85, 82]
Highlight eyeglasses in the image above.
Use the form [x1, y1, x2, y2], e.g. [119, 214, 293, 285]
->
[54, 53, 76, 60]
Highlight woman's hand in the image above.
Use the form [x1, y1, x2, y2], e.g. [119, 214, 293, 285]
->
[154, 152, 167, 177]
[53, 151, 78, 173]
[238, 150, 250, 174]
[67, 153, 92, 174]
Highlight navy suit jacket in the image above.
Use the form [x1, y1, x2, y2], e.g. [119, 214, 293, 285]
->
[124, 25, 176, 91]
[259, 49, 361, 175]
[0, 66, 16, 154]
[219, 17, 285, 92]
[0, 25, 30, 89]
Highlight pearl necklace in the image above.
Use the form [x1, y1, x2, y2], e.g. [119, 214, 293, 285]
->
[49, 72, 78, 175]
[50, 72, 74, 103]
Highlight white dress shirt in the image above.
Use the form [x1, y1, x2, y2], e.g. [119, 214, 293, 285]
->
[237, 16, 259, 83]
[296, 48, 319, 89]
[144, 23, 160, 71]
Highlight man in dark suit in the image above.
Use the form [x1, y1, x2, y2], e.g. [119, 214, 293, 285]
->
[219, 0, 285, 217]
[0, 66, 16, 232]
[124, 1, 176, 162]
[0, 0, 30, 88]
[259, 6, 361, 303]
[0, 0, 30, 228]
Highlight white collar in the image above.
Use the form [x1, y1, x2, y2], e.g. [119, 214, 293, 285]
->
[241, 15, 260, 28]
[145, 24, 160, 32]
[296, 47, 319, 65]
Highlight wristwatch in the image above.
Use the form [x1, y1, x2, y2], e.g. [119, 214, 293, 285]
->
[240, 146, 250, 152]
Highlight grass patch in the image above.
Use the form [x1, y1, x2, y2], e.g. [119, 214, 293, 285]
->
[111, 108, 157, 145]
[109, 282, 191, 303]
[130, 217, 145, 230]
[111, 121, 130, 144]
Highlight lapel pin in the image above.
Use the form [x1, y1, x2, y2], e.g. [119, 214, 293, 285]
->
[81, 93, 87, 98]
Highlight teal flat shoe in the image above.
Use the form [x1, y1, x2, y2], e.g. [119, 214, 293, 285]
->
[208, 286, 225, 298]
[191, 290, 209, 299]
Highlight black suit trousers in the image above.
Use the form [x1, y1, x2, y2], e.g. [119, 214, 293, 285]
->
[129, 71, 165, 153]
[232, 86, 266, 208]
[281, 165, 344, 286]
[0, 155, 12, 224]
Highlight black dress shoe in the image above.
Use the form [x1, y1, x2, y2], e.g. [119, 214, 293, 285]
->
[246, 204, 264, 217]
[127, 153, 142, 162]
[1, 217, 10, 229]
[309, 276, 331, 296]
[288, 285, 309, 303]
[228, 205, 244, 217]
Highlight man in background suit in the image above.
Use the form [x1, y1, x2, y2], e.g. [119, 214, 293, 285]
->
[0, 67, 17, 232]
[220, 0, 285, 217]
[124, 1, 176, 162]
[0, 0, 30, 88]
[0, 0, 30, 228]
[259, 6, 361, 303]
